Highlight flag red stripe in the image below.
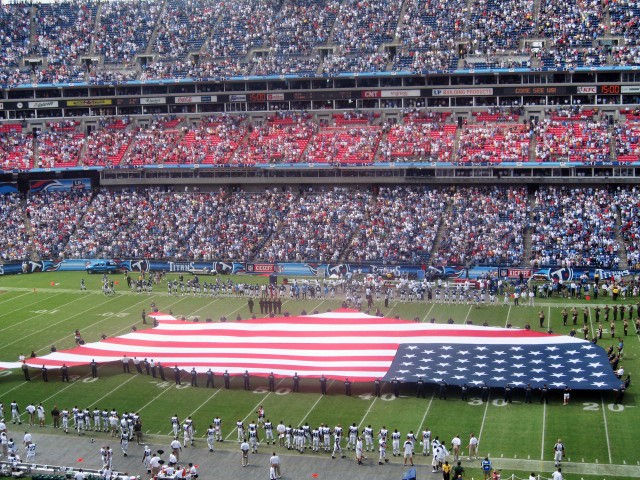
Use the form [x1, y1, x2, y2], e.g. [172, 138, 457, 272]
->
[46, 346, 396, 362]
[104, 337, 400, 350]
[145, 327, 550, 338]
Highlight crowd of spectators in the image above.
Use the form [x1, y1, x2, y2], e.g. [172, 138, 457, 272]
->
[609, 0, 640, 47]
[530, 187, 620, 268]
[270, 0, 340, 56]
[30, 2, 97, 83]
[393, 0, 466, 72]
[65, 188, 197, 259]
[615, 118, 640, 161]
[0, 0, 638, 84]
[262, 188, 370, 262]
[467, 0, 534, 56]
[303, 126, 382, 164]
[378, 121, 457, 162]
[0, 4, 30, 70]
[457, 123, 531, 163]
[186, 189, 293, 261]
[322, 50, 390, 74]
[0, 192, 30, 262]
[331, 0, 400, 54]
[6, 185, 640, 268]
[208, 0, 284, 58]
[36, 131, 85, 169]
[346, 186, 444, 263]
[27, 190, 93, 259]
[534, 118, 611, 163]
[231, 116, 316, 164]
[63, 188, 292, 260]
[82, 122, 137, 167]
[153, 0, 222, 60]
[0, 128, 33, 171]
[185, 114, 248, 165]
[617, 187, 640, 269]
[121, 117, 185, 166]
[146, 56, 251, 79]
[95, 0, 163, 64]
[434, 187, 528, 266]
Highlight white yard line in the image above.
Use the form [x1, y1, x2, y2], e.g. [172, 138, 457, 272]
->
[17, 366, 115, 420]
[540, 401, 547, 461]
[137, 375, 188, 414]
[32, 296, 154, 354]
[108, 296, 189, 338]
[0, 290, 43, 314]
[4, 295, 136, 349]
[416, 392, 435, 435]
[0, 292, 73, 332]
[297, 380, 335, 426]
[477, 391, 491, 453]
[422, 303, 435, 322]
[184, 389, 224, 437]
[600, 394, 613, 463]
[80, 374, 139, 410]
[463, 305, 473, 323]
[297, 395, 325, 426]
[224, 378, 286, 441]
[504, 305, 512, 327]
[357, 397, 378, 428]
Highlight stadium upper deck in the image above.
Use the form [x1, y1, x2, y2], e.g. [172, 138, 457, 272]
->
[0, 0, 639, 87]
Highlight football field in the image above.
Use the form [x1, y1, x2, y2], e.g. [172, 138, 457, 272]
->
[0, 272, 638, 479]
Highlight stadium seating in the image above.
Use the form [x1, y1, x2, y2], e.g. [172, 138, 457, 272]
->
[530, 187, 619, 268]
[346, 186, 443, 263]
[434, 186, 528, 266]
[0, 130, 34, 171]
[0, 0, 637, 84]
[379, 123, 457, 162]
[458, 123, 530, 163]
[0, 192, 30, 262]
[27, 190, 93, 259]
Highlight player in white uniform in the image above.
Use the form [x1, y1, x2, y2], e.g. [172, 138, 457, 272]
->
[171, 415, 180, 438]
[236, 420, 245, 443]
[322, 424, 331, 452]
[213, 416, 223, 442]
[378, 438, 388, 465]
[347, 423, 358, 450]
[553, 439, 565, 467]
[332, 424, 345, 459]
[311, 427, 321, 452]
[363, 425, 374, 452]
[183, 417, 194, 446]
[391, 429, 401, 456]
[422, 428, 432, 455]
[93, 408, 101, 432]
[142, 445, 152, 472]
[249, 426, 260, 453]
[25, 443, 36, 462]
[206, 425, 216, 452]
[264, 420, 274, 445]
[120, 430, 129, 456]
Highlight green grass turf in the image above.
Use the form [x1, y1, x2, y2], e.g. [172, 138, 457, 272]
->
[0, 272, 638, 478]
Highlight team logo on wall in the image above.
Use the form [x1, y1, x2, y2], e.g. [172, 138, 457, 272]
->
[304, 263, 320, 276]
[214, 262, 234, 275]
[326, 264, 350, 277]
[28, 260, 63, 273]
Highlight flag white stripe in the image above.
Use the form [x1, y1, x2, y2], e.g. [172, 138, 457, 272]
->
[80, 344, 397, 356]
[122, 332, 585, 346]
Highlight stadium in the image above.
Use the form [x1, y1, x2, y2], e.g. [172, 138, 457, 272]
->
[0, 0, 639, 479]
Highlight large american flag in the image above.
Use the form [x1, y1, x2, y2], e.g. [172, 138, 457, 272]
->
[6, 310, 619, 390]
